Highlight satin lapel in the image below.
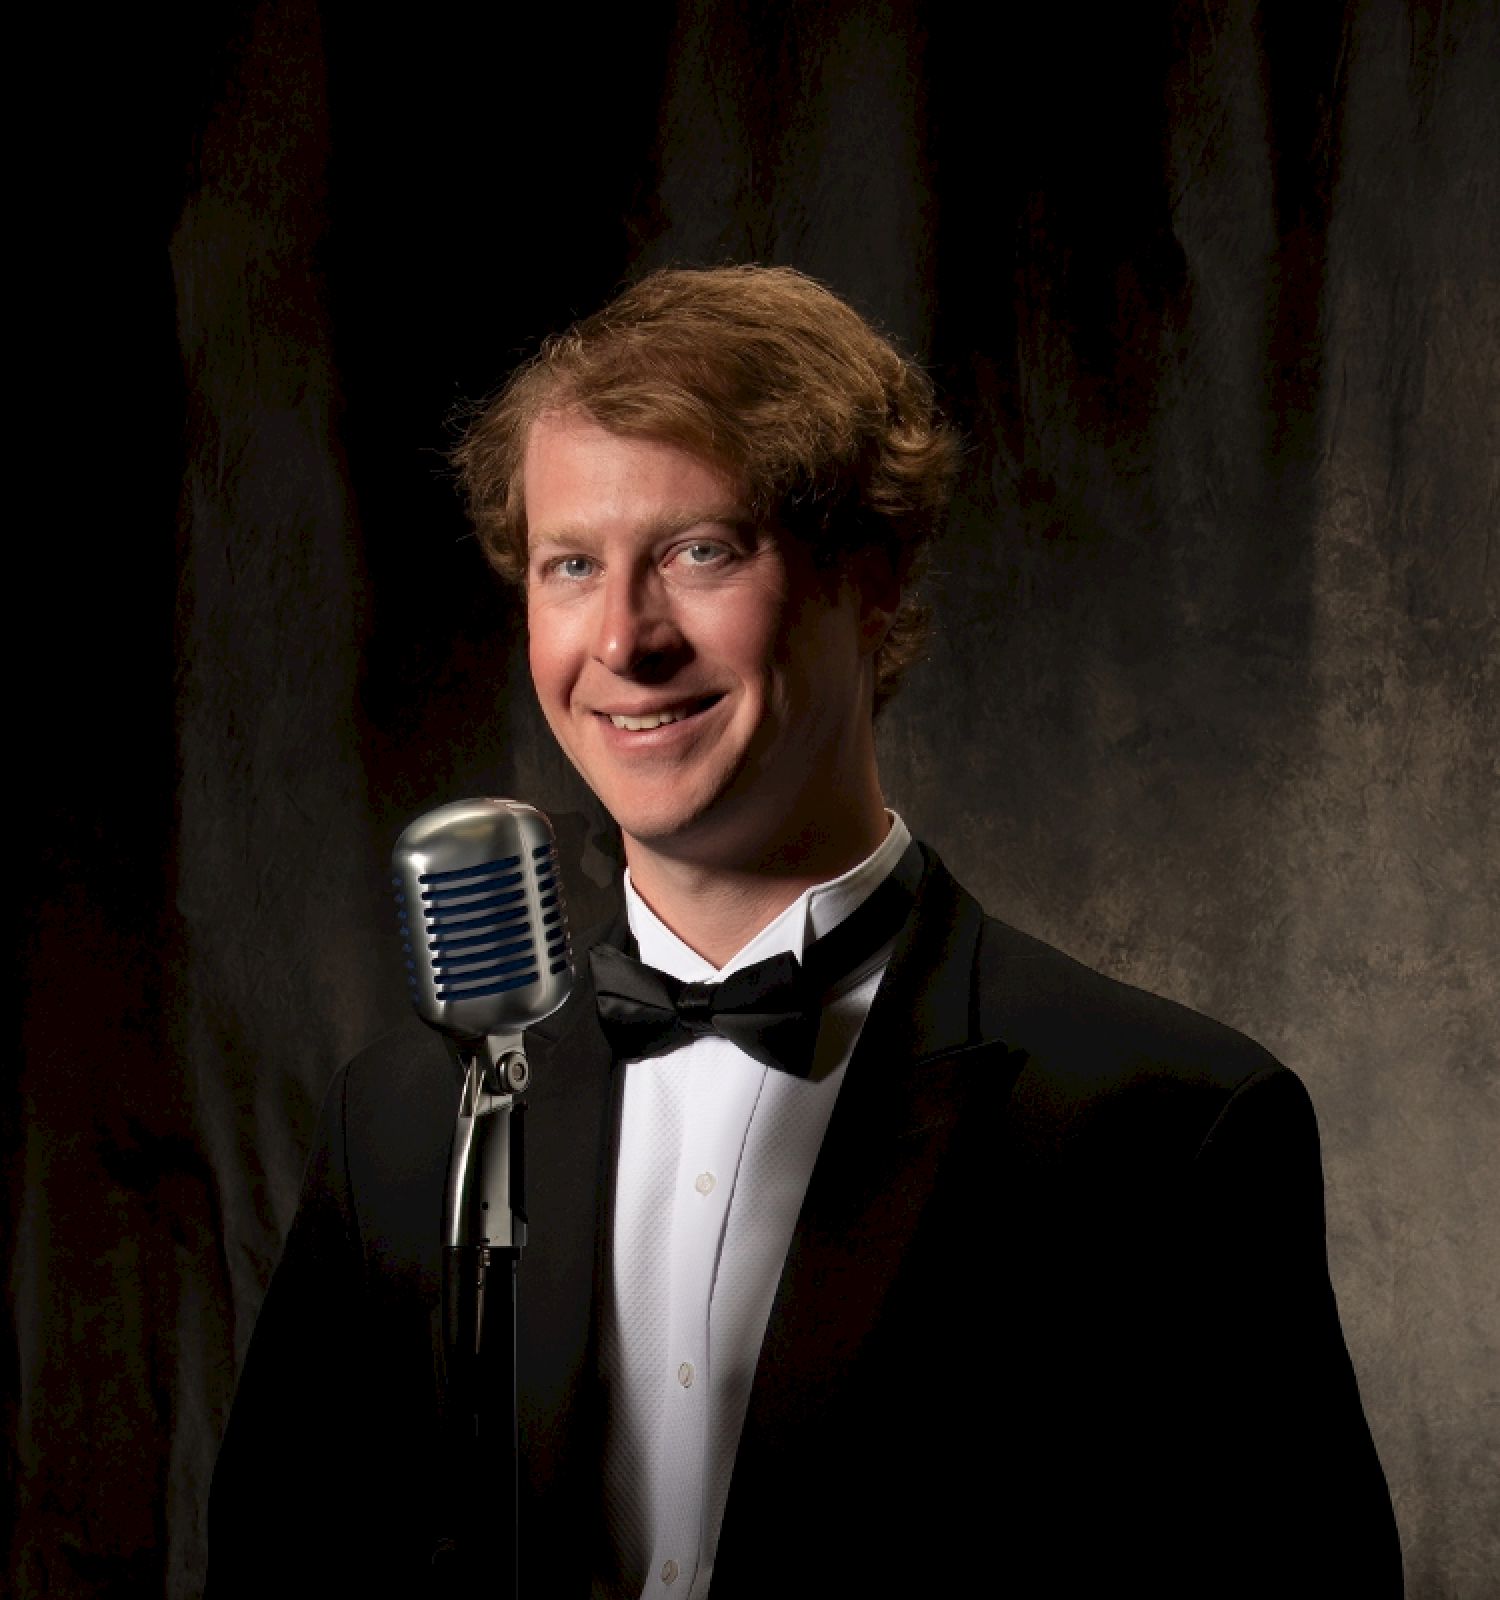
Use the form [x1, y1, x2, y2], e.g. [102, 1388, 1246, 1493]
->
[716, 851, 1023, 1570]
[513, 915, 623, 1532]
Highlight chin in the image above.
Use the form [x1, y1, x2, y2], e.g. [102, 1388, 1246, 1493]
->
[615, 804, 724, 856]
[599, 777, 734, 850]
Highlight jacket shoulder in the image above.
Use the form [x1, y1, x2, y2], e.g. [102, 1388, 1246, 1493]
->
[973, 910, 1289, 1158]
[339, 1017, 458, 1182]
[328, 1018, 458, 1291]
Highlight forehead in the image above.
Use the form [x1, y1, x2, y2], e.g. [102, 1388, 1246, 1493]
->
[522, 412, 743, 545]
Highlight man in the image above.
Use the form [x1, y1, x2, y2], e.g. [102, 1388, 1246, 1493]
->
[208, 266, 1402, 1597]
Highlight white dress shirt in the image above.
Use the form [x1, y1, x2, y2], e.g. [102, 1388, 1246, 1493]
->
[595, 814, 914, 1599]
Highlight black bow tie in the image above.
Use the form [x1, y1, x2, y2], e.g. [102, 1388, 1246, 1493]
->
[589, 840, 923, 1077]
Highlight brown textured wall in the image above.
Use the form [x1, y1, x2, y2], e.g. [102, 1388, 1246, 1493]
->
[10, 0, 1497, 1594]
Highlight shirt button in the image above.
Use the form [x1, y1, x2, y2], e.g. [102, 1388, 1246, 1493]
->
[678, 1362, 695, 1388]
[695, 1171, 716, 1195]
[661, 1559, 680, 1585]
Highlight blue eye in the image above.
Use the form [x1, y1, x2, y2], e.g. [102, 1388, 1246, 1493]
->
[559, 556, 594, 579]
[677, 542, 725, 567]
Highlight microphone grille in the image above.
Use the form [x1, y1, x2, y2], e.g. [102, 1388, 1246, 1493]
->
[391, 798, 573, 1038]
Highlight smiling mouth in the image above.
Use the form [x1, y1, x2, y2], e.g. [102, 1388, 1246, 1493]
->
[601, 696, 722, 732]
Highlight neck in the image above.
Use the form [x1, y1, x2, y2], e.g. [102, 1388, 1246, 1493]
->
[623, 799, 891, 968]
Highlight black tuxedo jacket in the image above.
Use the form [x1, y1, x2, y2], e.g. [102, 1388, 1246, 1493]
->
[207, 847, 1402, 1597]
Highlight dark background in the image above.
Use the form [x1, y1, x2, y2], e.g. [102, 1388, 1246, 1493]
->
[10, 0, 1497, 1593]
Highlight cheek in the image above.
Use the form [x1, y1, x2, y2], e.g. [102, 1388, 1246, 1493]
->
[785, 609, 865, 728]
[526, 605, 574, 706]
[701, 587, 788, 685]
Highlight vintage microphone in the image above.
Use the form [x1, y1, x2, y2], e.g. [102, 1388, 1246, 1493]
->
[391, 798, 574, 1595]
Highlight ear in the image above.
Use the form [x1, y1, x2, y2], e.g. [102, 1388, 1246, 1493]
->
[848, 545, 902, 656]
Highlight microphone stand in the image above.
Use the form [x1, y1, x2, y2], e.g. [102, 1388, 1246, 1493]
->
[444, 1032, 529, 1599]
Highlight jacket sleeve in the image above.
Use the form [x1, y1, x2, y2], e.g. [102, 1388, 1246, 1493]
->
[1184, 1064, 1404, 1596]
[205, 1065, 382, 1597]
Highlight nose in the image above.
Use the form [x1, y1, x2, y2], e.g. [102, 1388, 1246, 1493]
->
[593, 566, 687, 680]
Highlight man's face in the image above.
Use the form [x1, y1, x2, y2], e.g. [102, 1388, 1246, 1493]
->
[523, 410, 883, 871]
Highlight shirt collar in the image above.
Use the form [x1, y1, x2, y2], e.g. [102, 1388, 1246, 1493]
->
[623, 812, 914, 984]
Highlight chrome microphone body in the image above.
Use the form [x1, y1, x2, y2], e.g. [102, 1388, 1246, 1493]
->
[392, 796, 572, 1049]
[390, 797, 573, 1598]
[392, 797, 572, 1250]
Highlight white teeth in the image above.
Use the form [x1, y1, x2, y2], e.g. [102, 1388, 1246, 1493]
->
[610, 709, 685, 731]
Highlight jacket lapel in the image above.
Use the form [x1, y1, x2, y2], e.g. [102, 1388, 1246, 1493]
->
[513, 917, 622, 1576]
[714, 850, 1023, 1571]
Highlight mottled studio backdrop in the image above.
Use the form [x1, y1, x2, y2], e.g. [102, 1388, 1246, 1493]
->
[9, 1, 1497, 1594]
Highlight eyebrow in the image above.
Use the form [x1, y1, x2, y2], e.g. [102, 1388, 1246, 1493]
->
[527, 507, 756, 556]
